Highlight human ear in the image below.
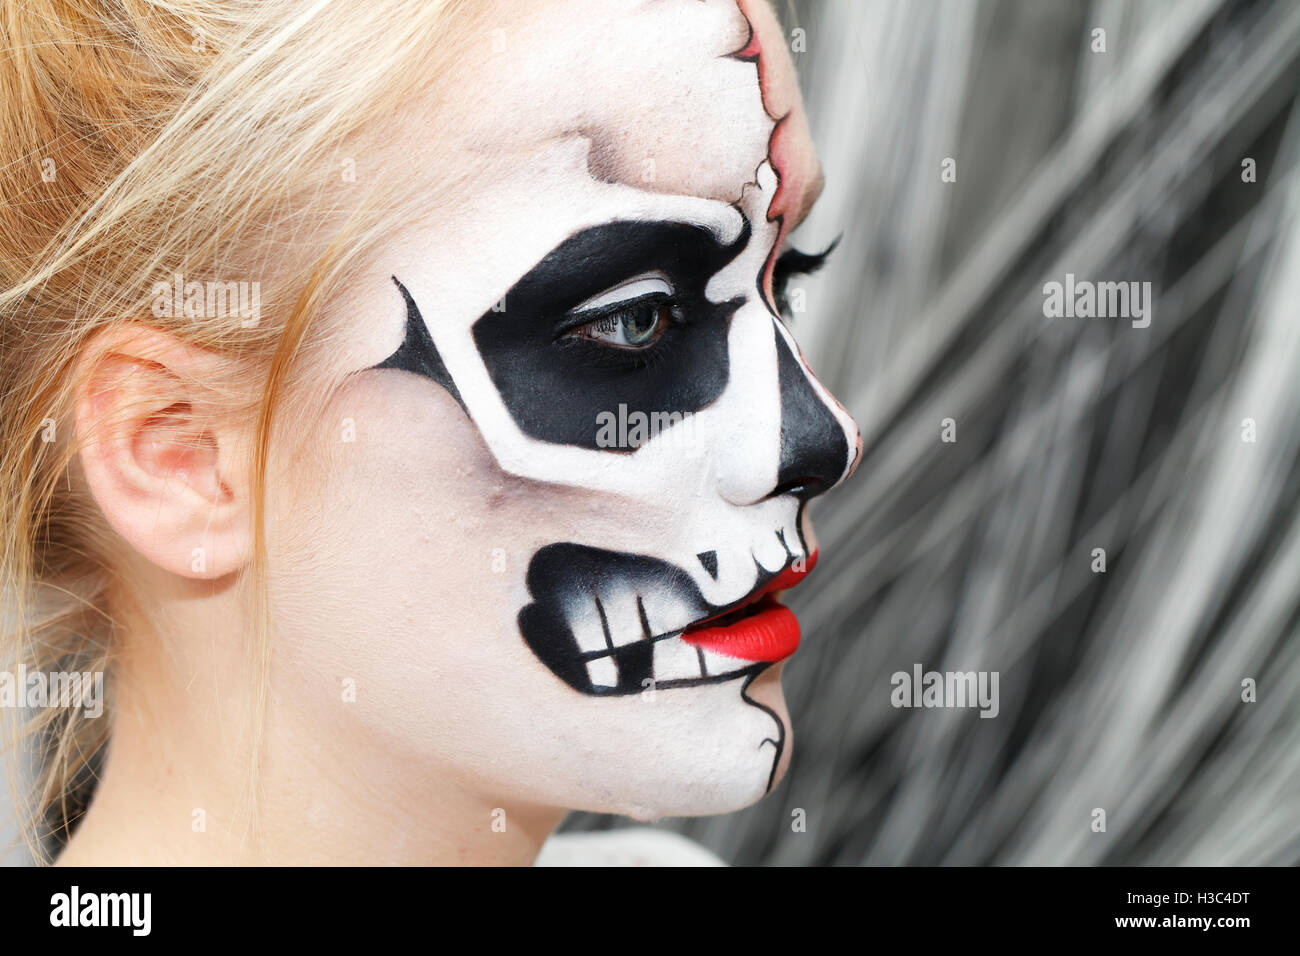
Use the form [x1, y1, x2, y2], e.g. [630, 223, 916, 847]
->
[73, 325, 252, 579]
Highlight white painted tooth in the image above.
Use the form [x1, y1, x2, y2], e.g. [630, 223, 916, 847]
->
[566, 596, 611, 654]
[694, 552, 730, 606]
[753, 528, 788, 573]
[712, 552, 758, 605]
[652, 636, 703, 682]
[586, 656, 619, 690]
[699, 646, 748, 678]
[640, 590, 697, 639]
[604, 588, 647, 647]
[780, 521, 804, 562]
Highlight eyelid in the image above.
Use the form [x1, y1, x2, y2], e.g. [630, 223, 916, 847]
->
[570, 272, 673, 313]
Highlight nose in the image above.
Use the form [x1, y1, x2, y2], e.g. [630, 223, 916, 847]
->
[769, 323, 861, 501]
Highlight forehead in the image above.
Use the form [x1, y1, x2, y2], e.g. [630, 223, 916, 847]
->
[421, 0, 816, 212]
[349, 0, 821, 360]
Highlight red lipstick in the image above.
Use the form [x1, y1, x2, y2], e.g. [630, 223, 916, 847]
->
[680, 550, 818, 663]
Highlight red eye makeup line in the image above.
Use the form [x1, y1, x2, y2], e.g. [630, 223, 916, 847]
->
[680, 550, 818, 663]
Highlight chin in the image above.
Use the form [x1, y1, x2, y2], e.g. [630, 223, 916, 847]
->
[567, 662, 795, 821]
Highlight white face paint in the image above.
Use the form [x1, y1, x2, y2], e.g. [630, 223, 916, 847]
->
[383, 153, 854, 656]
[290, 0, 861, 819]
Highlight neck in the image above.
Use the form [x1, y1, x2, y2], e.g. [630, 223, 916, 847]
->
[56, 575, 563, 866]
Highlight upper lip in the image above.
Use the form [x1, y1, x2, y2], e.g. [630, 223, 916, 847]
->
[682, 550, 818, 632]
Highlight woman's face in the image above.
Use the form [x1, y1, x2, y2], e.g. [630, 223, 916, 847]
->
[269, 0, 860, 819]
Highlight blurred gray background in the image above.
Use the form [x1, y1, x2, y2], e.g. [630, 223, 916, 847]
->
[566, 0, 1300, 864]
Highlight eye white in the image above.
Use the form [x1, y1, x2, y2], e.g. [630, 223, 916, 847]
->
[571, 272, 673, 313]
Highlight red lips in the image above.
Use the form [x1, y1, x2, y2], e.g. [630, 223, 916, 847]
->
[680, 550, 818, 663]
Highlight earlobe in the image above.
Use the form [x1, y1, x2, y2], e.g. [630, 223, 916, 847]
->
[73, 327, 252, 580]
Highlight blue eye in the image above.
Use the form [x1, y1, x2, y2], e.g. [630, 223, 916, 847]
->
[582, 299, 676, 348]
[570, 294, 682, 349]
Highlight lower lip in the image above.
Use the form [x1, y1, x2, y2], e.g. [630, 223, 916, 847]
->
[680, 552, 817, 663]
[680, 596, 801, 663]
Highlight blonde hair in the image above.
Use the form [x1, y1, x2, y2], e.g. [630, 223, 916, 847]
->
[0, 0, 473, 861]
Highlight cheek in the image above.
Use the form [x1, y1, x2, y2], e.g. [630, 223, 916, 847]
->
[261, 375, 532, 746]
[258, 372, 787, 815]
[266, 370, 538, 643]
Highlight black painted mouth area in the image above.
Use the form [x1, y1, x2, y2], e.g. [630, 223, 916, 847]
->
[519, 542, 774, 696]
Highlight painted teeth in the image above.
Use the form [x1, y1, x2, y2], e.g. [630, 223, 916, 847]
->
[585, 656, 619, 690]
[567, 590, 757, 693]
[567, 590, 700, 655]
[753, 530, 789, 573]
[604, 587, 645, 647]
[698, 645, 749, 678]
[579, 632, 754, 692]
[652, 635, 703, 681]
[569, 596, 612, 654]
[639, 589, 695, 638]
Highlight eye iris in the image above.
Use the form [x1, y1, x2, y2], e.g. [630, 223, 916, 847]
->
[621, 301, 662, 345]
[573, 296, 676, 349]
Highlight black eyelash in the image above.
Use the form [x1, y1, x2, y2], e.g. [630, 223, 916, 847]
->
[773, 235, 840, 320]
[553, 292, 672, 340]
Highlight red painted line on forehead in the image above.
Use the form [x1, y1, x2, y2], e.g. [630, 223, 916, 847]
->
[731, 0, 801, 306]
[730, 0, 793, 217]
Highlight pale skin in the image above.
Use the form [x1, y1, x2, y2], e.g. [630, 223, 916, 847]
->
[57, 0, 856, 866]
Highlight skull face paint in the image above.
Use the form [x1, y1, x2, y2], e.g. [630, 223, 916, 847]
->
[342, 0, 861, 816]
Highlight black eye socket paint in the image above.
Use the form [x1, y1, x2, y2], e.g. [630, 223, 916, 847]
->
[371, 220, 752, 449]
[376, 276, 467, 413]
[469, 218, 751, 449]
[498, 218, 749, 324]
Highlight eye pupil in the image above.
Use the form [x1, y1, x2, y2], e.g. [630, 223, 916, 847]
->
[623, 301, 663, 344]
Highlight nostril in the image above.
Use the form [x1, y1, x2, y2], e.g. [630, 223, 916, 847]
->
[768, 476, 827, 501]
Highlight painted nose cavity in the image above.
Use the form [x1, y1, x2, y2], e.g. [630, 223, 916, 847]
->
[771, 322, 860, 500]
